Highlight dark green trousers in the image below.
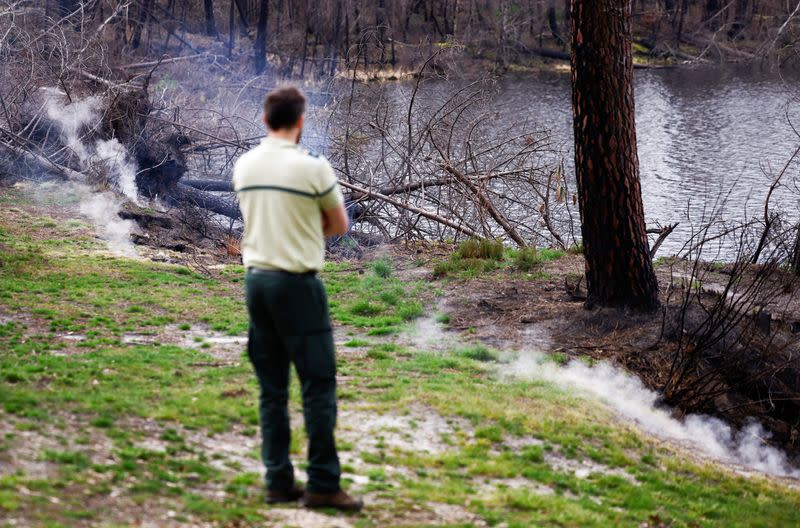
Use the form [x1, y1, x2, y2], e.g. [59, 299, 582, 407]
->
[245, 269, 341, 494]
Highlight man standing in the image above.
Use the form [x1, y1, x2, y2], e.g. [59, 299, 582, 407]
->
[233, 86, 363, 512]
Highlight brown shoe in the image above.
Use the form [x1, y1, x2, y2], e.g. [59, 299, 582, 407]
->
[302, 489, 364, 512]
[266, 484, 305, 504]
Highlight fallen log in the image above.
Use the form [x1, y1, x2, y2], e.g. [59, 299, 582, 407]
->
[529, 46, 570, 61]
[68, 67, 143, 92]
[174, 183, 241, 220]
[680, 34, 756, 61]
[180, 179, 236, 192]
[0, 137, 85, 182]
[635, 38, 711, 64]
[120, 53, 213, 70]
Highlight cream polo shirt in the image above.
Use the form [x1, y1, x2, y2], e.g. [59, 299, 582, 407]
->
[232, 136, 344, 273]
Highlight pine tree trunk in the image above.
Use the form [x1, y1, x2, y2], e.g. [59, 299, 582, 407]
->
[570, 0, 660, 311]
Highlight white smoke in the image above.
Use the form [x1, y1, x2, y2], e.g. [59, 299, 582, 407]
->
[93, 138, 140, 205]
[78, 190, 138, 257]
[40, 88, 141, 255]
[506, 347, 800, 479]
[42, 89, 102, 163]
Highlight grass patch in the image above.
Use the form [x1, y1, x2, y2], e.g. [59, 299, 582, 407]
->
[434, 240, 564, 278]
[371, 257, 393, 278]
[324, 264, 426, 329]
[455, 238, 505, 260]
[455, 344, 497, 362]
[344, 339, 370, 347]
[349, 300, 383, 316]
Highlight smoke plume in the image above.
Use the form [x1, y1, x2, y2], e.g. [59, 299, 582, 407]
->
[506, 348, 800, 478]
[40, 88, 141, 255]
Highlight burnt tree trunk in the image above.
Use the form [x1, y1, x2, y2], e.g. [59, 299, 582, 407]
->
[792, 224, 800, 276]
[704, 0, 721, 26]
[131, 0, 152, 49]
[548, 1, 564, 47]
[204, 0, 218, 36]
[254, 0, 269, 73]
[570, 0, 660, 311]
[227, 0, 235, 58]
[57, 0, 77, 18]
[729, 0, 750, 39]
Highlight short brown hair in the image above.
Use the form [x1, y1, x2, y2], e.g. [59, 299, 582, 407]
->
[263, 86, 306, 130]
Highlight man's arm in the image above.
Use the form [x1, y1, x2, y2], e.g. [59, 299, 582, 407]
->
[321, 204, 349, 237]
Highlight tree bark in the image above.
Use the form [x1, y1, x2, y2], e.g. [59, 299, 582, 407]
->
[570, 0, 660, 311]
[548, 1, 564, 47]
[204, 0, 218, 36]
[792, 224, 800, 276]
[58, 0, 77, 18]
[227, 0, 235, 58]
[254, 0, 269, 73]
[131, 0, 152, 49]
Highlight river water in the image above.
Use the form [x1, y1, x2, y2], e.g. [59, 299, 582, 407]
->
[305, 66, 800, 256]
[492, 66, 800, 256]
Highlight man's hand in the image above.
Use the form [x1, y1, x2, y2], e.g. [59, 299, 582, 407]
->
[321, 204, 349, 237]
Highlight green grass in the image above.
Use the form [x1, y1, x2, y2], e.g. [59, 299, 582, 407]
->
[325, 267, 427, 329]
[434, 239, 564, 278]
[455, 344, 498, 362]
[2, 188, 800, 527]
[455, 238, 505, 260]
[371, 257, 393, 278]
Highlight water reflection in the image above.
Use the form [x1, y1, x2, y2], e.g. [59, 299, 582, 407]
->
[493, 66, 800, 255]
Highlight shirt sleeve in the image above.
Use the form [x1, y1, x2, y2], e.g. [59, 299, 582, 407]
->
[232, 158, 242, 191]
[317, 158, 345, 211]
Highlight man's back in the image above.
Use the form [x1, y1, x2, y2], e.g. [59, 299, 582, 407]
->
[237, 85, 361, 511]
[233, 136, 342, 273]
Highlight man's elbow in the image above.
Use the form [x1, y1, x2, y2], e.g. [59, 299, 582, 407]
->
[323, 206, 350, 237]
[330, 217, 350, 237]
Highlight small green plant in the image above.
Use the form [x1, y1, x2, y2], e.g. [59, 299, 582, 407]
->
[550, 351, 569, 365]
[514, 247, 544, 271]
[521, 445, 545, 463]
[349, 300, 383, 316]
[344, 339, 370, 347]
[366, 326, 399, 336]
[455, 344, 497, 362]
[455, 238, 504, 260]
[378, 285, 404, 306]
[435, 313, 451, 324]
[368, 344, 402, 360]
[43, 450, 90, 468]
[475, 425, 504, 443]
[371, 258, 393, 279]
[433, 258, 499, 278]
[397, 301, 423, 321]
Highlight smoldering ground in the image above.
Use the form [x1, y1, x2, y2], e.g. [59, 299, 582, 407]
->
[503, 346, 800, 479]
